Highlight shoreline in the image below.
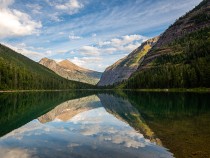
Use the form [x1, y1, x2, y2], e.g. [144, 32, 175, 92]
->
[0, 88, 210, 93]
[121, 88, 210, 93]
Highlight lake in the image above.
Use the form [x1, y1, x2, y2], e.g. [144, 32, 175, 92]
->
[0, 91, 210, 158]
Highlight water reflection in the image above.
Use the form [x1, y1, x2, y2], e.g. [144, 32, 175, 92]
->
[98, 93, 162, 145]
[0, 91, 95, 136]
[124, 91, 210, 158]
[0, 93, 173, 158]
[38, 95, 101, 123]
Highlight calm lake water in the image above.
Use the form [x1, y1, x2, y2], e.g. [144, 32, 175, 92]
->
[0, 91, 210, 158]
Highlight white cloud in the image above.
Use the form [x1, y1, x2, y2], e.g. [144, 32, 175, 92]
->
[54, 58, 63, 63]
[0, 1, 42, 38]
[58, 32, 65, 35]
[71, 57, 85, 67]
[48, 12, 63, 22]
[45, 0, 84, 20]
[110, 34, 146, 47]
[79, 45, 100, 56]
[103, 47, 117, 54]
[84, 34, 146, 56]
[56, 50, 68, 54]
[0, 0, 14, 8]
[97, 34, 147, 53]
[45, 50, 52, 56]
[69, 35, 81, 40]
[27, 4, 42, 14]
[123, 42, 142, 52]
[92, 33, 97, 37]
[98, 41, 111, 47]
[77, 34, 146, 57]
[69, 33, 82, 40]
[0, 148, 36, 158]
[69, 107, 150, 149]
[55, 0, 84, 15]
[70, 56, 103, 69]
[70, 51, 75, 54]
[123, 35, 145, 44]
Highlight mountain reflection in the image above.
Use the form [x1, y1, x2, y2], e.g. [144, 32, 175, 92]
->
[98, 93, 162, 145]
[0, 93, 173, 158]
[38, 95, 101, 123]
[124, 91, 210, 158]
[0, 91, 95, 136]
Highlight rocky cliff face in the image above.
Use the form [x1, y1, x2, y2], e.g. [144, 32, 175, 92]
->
[39, 58, 101, 85]
[98, 37, 159, 86]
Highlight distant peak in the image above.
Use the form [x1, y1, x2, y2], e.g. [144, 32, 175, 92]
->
[39, 57, 56, 64]
[62, 59, 70, 62]
[40, 57, 49, 61]
[58, 59, 78, 67]
[39, 57, 49, 62]
[59, 59, 74, 64]
[58, 59, 95, 72]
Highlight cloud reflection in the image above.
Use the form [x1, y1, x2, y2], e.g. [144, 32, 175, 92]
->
[0, 148, 37, 158]
[70, 107, 148, 148]
[0, 95, 173, 158]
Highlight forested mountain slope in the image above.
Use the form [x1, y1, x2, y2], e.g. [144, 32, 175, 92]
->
[0, 44, 93, 90]
[122, 0, 210, 89]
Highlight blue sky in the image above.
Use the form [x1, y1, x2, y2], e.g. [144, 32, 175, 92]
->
[0, 0, 202, 72]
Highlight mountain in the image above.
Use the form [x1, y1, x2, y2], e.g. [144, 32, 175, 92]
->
[39, 58, 101, 85]
[121, 0, 210, 89]
[0, 44, 93, 90]
[98, 37, 159, 86]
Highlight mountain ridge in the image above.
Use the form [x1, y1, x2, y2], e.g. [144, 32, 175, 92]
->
[39, 58, 101, 85]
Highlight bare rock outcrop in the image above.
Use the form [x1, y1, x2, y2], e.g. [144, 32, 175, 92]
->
[39, 58, 101, 85]
[98, 37, 159, 86]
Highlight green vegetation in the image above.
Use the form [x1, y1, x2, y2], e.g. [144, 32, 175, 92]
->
[188, 0, 209, 13]
[122, 27, 210, 89]
[190, 12, 210, 24]
[130, 44, 151, 66]
[174, 0, 209, 22]
[0, 44, 93, 90]
[117, 0, 210, 89]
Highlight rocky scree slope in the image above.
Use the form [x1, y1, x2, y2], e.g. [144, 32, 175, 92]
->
[98, 37, 159, 86]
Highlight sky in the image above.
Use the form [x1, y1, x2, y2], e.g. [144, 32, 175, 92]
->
[0, 0, 202, 72]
